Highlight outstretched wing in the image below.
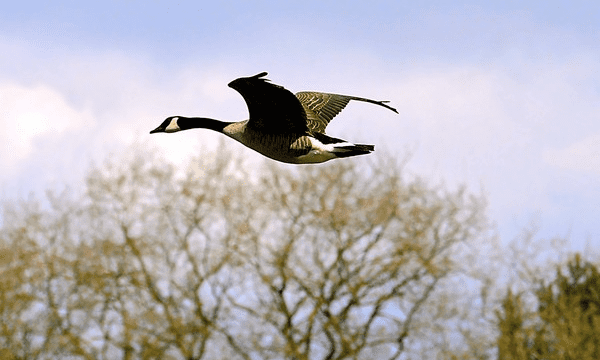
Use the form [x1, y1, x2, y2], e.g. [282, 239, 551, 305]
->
[228, 72, 309, 134]
[295, 92, 398, 133]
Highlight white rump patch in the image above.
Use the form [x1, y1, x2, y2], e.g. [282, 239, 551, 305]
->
[296, 136, 352, 164]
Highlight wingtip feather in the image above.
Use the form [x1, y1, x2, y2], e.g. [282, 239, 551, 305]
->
[252, 72, 269, 80]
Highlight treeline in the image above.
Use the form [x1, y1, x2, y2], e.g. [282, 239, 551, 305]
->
[0, 147, 597, 359]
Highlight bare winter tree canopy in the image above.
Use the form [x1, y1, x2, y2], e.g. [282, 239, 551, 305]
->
[0, 147, 486, 359]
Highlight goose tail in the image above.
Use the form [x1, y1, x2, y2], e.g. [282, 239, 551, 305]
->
[311, 132, 374, 159]
[331, 143, 374, 158]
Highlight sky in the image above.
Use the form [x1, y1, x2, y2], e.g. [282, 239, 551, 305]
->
[0, 1, 599, 251]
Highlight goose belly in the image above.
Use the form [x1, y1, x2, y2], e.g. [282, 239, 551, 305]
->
[229, 131, 330, 164]
[295, 151, 337, 163]
[224, 126, 345, 164]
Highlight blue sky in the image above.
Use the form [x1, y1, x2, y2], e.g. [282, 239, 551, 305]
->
[1, 1, 599, 250]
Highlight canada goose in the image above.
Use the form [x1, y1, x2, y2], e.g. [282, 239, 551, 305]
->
[150, 72, 397, 164]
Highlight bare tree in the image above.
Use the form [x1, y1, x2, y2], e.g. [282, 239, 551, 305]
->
[224, 159, 484, 360]
[0, 146, 485, 359]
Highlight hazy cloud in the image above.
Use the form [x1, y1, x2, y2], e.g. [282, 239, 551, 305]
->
[1, 2, 599, 246]
[544, 133, 600, 175]
[0, 83, 93, 176]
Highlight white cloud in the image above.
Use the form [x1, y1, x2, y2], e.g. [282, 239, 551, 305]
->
[543, 133, 600, 175]
[354, 57, 600, 248]
[1, 30, 600, 247]
[0, 47, 256, 199]
[0, 83, 94, 176]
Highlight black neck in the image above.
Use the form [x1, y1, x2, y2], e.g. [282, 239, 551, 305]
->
[178, 117, 232, 132]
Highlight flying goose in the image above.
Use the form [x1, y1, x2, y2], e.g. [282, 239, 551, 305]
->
[150, 72, 398, 164]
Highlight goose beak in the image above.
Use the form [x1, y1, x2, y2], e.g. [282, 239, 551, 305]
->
[149, 126, 164, 134]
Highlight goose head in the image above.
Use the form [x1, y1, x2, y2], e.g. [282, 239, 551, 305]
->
[150, 116, 183, 134]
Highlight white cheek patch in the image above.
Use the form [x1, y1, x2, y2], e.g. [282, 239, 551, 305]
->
[165, 117, 180, 133]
